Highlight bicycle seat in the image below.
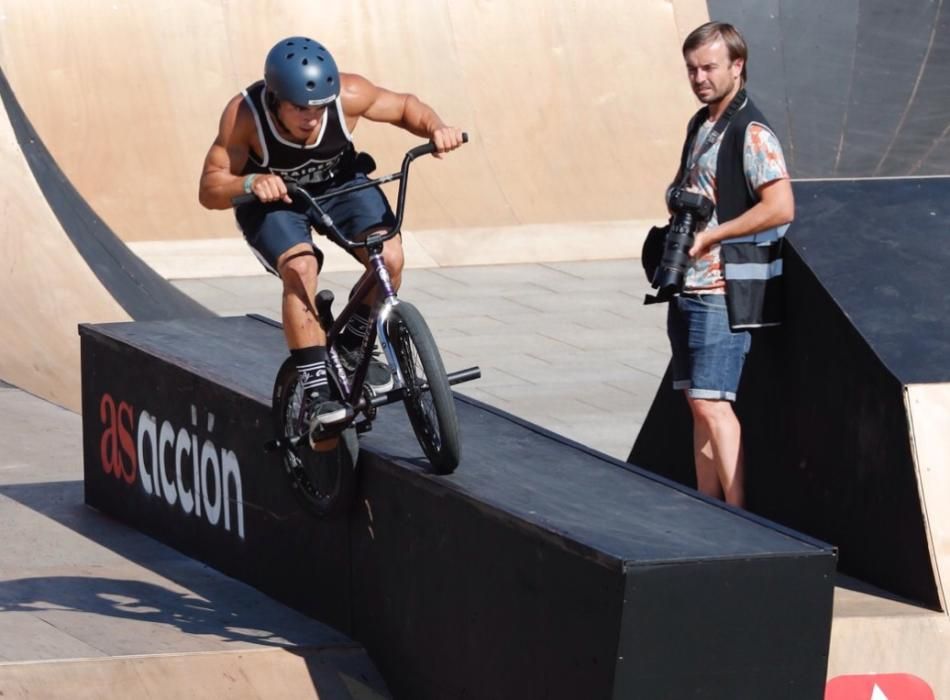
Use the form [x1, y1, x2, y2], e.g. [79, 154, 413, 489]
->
[353, 151, 377, 175]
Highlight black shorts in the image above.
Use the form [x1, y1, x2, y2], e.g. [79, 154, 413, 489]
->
[234, 173, 397, 274]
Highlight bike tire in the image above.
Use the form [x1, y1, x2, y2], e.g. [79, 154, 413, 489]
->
[386, 302, 461, 473]
[272, 356, 358, 518]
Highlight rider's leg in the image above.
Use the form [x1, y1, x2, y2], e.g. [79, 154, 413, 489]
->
[276, 244, 346, 430]
[277, 243, 324, 350]
[234, 200, 344, 432]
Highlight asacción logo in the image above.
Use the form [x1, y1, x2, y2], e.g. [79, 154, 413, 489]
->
[98, 393, 245, 539]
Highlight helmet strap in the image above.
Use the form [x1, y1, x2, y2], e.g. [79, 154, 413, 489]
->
[265, 89, 292, 136]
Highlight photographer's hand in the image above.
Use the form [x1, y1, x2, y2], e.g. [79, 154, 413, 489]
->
[688, 179, 795, 257]
[689, 230, 715, 258]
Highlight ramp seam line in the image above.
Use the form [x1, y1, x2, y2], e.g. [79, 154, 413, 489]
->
[873, 0, 944, 176]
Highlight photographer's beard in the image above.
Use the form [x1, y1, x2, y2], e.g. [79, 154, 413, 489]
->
[693, 68, 740, 108]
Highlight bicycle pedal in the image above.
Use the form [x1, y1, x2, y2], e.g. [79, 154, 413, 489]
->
[355, 420, 373, 434]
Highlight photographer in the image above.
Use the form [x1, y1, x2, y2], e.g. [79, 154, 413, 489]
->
[658, 22, 794, 508]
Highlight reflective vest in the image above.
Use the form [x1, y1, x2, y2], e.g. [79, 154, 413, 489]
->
[676, 98, 787, 329]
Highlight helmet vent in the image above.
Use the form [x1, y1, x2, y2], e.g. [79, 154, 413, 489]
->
[285, 53, 295, 60]
[302, 58, 309, 66]
[306, 81, 316, 90]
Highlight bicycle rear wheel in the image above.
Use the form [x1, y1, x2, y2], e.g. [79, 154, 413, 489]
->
[386, 302, 460, 473]
[272, 357, 358, 518]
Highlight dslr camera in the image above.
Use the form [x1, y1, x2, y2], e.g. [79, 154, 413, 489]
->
[651, 187, 715, 295]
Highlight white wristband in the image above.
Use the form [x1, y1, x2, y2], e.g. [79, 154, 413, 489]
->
[243, 173, 258, 194]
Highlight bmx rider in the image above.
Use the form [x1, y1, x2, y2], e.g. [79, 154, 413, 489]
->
[199, 36, 464, 429]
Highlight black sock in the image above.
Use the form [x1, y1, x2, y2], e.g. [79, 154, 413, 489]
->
[339, 303, 372, 352]
[291, 346, 329, 400]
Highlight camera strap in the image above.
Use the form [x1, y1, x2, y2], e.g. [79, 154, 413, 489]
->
[679, 88, 747, 185]
[645, 89, 748, 307]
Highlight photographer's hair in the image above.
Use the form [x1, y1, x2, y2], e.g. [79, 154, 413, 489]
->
[683, 22, 748, 83]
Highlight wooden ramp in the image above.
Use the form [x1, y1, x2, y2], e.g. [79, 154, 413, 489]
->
[0, 68, 211, 410]
[0, 0, 709, 243]
[0, 68, 128, 409]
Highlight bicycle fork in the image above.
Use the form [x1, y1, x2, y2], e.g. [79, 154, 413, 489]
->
[367, 245, 407, 390]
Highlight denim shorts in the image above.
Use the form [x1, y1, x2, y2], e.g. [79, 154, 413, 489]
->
[234, 173, 397, 274]
[667, 293, 751, 401]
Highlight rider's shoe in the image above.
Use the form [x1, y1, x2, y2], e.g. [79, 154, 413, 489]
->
[338, 346, 395, 394]
[305, 397, 348, 434]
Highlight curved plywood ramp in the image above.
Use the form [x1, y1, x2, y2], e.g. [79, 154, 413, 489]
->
[0, 0, 709, 242]
[3, 1, 947, 247]
[906, 383, 950, 611]
[0, 68, 212, 410]
[0, 71, 127, 410]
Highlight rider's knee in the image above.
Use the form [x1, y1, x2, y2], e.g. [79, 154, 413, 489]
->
[383, 242, 405, 277]
[280, 252, 318, 291]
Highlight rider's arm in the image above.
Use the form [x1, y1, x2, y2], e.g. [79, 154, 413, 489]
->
[198, 96, 290, 209]
[340, 73, 464, 155]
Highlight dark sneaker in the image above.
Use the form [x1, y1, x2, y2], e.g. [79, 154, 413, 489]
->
[338, 347, 395, 394]
[305, 398, 348, 433]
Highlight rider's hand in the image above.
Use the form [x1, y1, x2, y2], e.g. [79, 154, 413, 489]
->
[248, 173, 292, 203]
[430, 126, 465, 158]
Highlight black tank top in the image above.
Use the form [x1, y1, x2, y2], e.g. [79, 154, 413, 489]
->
[239, 80, 354, 186]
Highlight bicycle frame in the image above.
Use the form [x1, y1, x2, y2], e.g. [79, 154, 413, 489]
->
[321, 246, 405, 407]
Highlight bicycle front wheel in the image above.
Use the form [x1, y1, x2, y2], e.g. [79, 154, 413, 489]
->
[386, 302, 460, 474]
[272, 356, 358, 518]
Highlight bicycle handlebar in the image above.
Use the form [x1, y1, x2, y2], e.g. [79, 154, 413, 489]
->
[231, 134, 468, 251]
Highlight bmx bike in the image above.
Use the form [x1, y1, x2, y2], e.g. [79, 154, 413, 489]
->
[233, 137, 479, 517]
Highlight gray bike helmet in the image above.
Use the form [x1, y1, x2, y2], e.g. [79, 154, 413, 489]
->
[264, 37, 340, 107]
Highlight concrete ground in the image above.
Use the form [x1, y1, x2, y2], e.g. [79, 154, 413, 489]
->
[172, 259, 669, 462]
[0, 386, 390, 698]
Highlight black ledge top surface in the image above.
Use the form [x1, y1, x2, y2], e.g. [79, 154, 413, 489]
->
[82, 316, 833, 568]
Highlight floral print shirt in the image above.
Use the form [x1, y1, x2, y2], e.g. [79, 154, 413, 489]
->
[677, 119, 789, 292]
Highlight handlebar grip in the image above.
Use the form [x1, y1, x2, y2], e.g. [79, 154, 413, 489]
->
[406, 132, 469, 160]
[407, 142, 438, 160]
[231, 192, 258, 206]
[230, 181, 300, 207]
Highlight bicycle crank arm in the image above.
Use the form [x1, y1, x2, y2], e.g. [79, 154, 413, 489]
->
[265, 416, 355, 451]
[264, 434, 306, 452]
